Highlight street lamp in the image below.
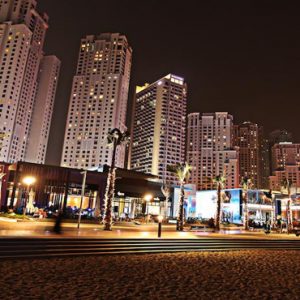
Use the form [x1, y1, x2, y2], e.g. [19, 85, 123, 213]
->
[22, 176, 36, 216]
[157, 215, 163, 238]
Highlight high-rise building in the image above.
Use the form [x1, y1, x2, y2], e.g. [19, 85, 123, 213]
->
[271, 142, 300, 171]
[0, 0, 59, 163]
[187, 112, 239, 190]
[269, 129, 293, 145]
[270, 165, 300, 191]
[0, 23, 32, 160]
[129, 74, 187, 183]
[260, 138, 270, 189]
[61, 33, 132, 169]
[234, 122, 262, 188]
[25, 55, 61, 164]
[269, 142, 300, 191]
[268, 129, 293, 174]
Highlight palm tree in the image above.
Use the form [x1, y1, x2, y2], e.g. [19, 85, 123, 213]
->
[241, 177, 253, 230]
[103, 128, 130, 231]
[213, 174, 226, 231]
[281, 178, 293, 233]
[167, 162, 192, 231]
[161, 182, 171, 219]
[0, 172, 5, 208]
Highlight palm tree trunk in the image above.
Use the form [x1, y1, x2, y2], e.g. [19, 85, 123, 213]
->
[215, 183, 221, 231]
[243, 192, 249, 230]
[164, 198, 168, 219]
[286, 187, 293, 233]
[272, 199, 276, 229]
[104, 143, 117, 231]
[177, 182, 184, 231]
[287, 197, 293, 233]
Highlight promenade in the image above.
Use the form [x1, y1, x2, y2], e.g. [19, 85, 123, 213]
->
[0, 217, 299, 240]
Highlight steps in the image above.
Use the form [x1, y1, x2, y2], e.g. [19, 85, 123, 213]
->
[0, 238, 300, 259]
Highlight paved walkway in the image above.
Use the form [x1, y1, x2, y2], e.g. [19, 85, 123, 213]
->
[0, 218, 299, 239]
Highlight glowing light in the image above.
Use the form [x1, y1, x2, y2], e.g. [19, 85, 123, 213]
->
[144, 194, 153, 202]
[22, 176, 36, 186]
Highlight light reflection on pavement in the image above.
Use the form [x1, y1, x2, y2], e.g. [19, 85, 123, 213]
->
[0, 219, 299, 240]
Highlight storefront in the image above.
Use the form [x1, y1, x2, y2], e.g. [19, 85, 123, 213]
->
[0, 162, 164, 217]
[181, 187, 300, 224]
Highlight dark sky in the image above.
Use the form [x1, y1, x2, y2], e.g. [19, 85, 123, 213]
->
[38, 0, 300, 165]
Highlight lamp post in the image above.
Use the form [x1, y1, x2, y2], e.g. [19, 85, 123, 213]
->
[22, 176, 36, 216]
[157, 215, 163, 238]
[77, 170, 87, 229]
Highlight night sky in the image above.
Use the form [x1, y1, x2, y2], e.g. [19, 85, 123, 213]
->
[38, 0, 300, 165]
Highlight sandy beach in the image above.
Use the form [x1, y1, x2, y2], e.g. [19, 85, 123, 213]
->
[0, 250, 299, 299]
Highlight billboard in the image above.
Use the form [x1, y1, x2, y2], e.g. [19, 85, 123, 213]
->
[223, 189, 242, 224]
[191, 188, 242, 223]
[172, 185, 195, 218]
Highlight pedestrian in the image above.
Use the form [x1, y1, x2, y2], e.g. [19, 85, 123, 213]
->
[53, 210, 63, 234]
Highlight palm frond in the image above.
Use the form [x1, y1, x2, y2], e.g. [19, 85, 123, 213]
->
[106, 128, 130, 147]
[161, 184, 171, 198]
[167, 162, 192, 183]
[241, 176, 253, 190]
[281, 178, 292, 191]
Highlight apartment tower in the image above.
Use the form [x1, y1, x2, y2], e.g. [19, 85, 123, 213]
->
[187, 112, 239, 190]
[25, 55, 61, 164]
[61, 33, 132, 169]
[234, 122, 262, 188]
[0, 0, 60, 163]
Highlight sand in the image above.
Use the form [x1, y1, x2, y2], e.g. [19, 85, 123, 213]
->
[0, 250, 299, 299]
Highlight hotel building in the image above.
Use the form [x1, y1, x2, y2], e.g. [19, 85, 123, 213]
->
[129, 74, 187, 184]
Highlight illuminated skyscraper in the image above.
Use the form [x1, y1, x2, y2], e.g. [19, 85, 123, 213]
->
[129, 74, 187, 183]
[0, 0, 59, 163]
[61, 33, 132, 169]
[187, 112, 239, 190]
[25, 55, 61, 164]
[234, 122, 262, 188]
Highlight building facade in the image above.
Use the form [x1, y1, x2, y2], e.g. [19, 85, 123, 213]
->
[25, 55, 61, 164]
[271, 142, 300, 171]
[0, 0, 59, 163]
[270, 165, 300, 192]
[234, 122, 262, 188]
[186, 112, 239, 190]
[129, 74, 187, 184]
[61, 33, 132, 169]
[260, 138, 270, 189]
[269, 143, 300, 191]
[0, 161, 164, 219]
